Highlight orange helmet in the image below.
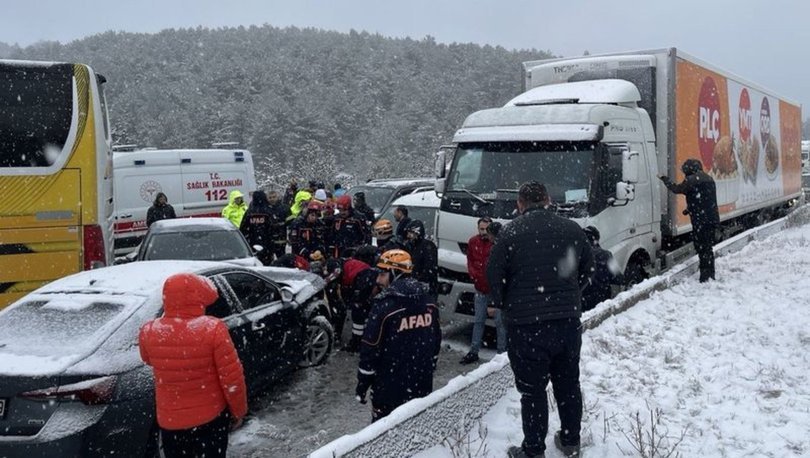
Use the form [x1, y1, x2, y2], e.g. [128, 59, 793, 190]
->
[376, 249, 413, 274]
[373, 219, 394, 237]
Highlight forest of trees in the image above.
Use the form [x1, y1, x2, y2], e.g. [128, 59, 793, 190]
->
[0, 26, 550, 190]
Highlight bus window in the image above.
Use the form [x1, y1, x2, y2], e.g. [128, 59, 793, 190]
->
[0, 63, 74, 168]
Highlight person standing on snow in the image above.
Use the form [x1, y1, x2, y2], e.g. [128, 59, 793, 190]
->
[146, 192, 177, 227]
[139, 273, 247, 458]
[487, 182, 593, 458]
[288, 202, 327, 259]
[221, 190, 247, 227]
[660, 158, 720, 282]
[580, 225, 624, 311]
[355, 249, 441, 422]
[460, 217, 507, 365]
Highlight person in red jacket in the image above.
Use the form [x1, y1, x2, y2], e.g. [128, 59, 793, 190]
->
[139, 273, 248, 458]
[460, 217, 507, 364]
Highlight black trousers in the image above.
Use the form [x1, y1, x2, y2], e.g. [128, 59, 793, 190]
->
[161, 410, 230, 458]
[507, 319, 582, 455]
[692, 225, 716, 282]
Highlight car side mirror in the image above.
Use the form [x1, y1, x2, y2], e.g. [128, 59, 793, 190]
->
[622, 150, 640, 183]
[280, 288, 294, 304]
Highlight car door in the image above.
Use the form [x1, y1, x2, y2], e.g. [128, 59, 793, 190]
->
[217, 271, 301, 384]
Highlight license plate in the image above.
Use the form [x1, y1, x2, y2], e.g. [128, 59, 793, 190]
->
[0, 398, 5, 419]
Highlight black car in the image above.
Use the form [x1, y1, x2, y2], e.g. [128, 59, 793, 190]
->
[0, 260, 333, 457]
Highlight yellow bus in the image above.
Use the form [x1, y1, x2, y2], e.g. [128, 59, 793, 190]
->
[0, 60, 114, 307]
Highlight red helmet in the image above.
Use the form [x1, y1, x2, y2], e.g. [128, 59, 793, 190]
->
[306, 201, 323, 214]
[336, 195, 352, 210]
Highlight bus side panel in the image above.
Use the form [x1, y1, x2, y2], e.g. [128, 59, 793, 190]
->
[0, 170, 82, 307]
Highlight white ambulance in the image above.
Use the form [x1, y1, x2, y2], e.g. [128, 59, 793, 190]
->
[113, 148, 257, 255]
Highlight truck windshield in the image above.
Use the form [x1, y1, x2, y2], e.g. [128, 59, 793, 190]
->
[447, 141, 597, 204]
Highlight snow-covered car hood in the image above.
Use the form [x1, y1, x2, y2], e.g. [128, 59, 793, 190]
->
[253, 266, 325, 303]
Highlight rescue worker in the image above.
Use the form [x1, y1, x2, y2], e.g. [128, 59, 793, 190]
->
[355, 249, 442, 422]
[333, 183, 347, 197]
[329, 195, 367, 258]
[581, 225, 625, 311]
[404, 219, 439, 300]
[352, 192, 376, 242]
[289, 201, 327, 259]
[146, 192, 176, 227]
[139, 273, 247, 458]
[266, 190, 290, 260]
[341, 246, 380, 353]
[239, 190, 274, 265]
[221, 190, 247, 227]
[288, 189, 312, 222]
[660, 158, 720, 282]
[373, 219, 402, 253]
[282, 180, 298, 209]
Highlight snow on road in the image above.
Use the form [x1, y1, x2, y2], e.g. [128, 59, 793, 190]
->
[420, 222, 810, 457]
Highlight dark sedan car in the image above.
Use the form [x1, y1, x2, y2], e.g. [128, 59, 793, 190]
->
[0, 261, 333, 457]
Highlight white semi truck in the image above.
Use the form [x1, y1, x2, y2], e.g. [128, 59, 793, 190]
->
[435, 48, 802, 316]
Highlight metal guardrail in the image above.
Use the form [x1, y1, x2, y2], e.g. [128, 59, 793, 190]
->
[309, 205, 808, 458]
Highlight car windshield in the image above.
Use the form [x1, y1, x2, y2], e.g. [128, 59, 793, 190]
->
[447, 141, 597, 203]
[0, 297, 128, 357]
[348, 186, 394, 213]
[143, 230, 252, 261]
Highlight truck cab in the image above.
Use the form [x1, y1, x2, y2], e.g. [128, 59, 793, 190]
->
[436, 79, 661, 316]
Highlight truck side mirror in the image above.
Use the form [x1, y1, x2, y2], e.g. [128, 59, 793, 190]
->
[435, 178, 446, 196]
[622, 150, 640, 183]
[435, 150, 446, 179]
[609, 182, 635, 206]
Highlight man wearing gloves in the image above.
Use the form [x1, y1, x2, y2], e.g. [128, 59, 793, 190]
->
[355, 249, 442, 422]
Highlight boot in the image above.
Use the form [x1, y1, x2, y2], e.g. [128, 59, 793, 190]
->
[554, 431, 581, 457]
[343, 334, 361, 354]
[507, 445, 544, 458]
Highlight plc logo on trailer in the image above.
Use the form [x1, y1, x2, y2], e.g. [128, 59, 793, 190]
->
[759, 97, 771, 148]
[738, 88, 752, 143]
[698, 76, 721, 170]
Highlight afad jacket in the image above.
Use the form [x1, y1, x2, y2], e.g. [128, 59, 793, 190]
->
[221, 190, 248, 227]
[139, 273, 248, 430]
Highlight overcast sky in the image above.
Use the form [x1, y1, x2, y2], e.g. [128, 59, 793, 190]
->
[2, 0, 809, 111]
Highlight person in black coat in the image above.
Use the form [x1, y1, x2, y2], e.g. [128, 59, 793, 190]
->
[352, 192, 376, 243]
[393, 205, 411, 244]
[288, 203, 327, 259]
[146, 192, 176, 227]
[660, 159, 720, 282]
[266, 191, 290, 259]
[403, 219, 439, 300]
[239, 190, 275, 265]
[355, 249, 441, 422]
[580, 226, 624, 311]
[487, 182, 592, 458]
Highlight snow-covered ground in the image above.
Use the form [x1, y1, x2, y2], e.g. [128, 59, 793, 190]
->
[419, 222, 810, 457]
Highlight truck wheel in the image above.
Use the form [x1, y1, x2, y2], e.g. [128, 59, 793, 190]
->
[624, 261, 648, 286]
[300, 315, 334, 367]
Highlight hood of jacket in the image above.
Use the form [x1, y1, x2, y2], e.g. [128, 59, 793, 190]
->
[162, 273, 219, 319]
[383, 276, 429, 299]
[682, 159, 703, 176]
[227, 189, 246, 206]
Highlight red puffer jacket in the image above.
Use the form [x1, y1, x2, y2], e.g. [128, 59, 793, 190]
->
[139, 273, 248, 430]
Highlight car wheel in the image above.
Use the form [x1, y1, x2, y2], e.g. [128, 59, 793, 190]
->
[300, 315, 334, 367]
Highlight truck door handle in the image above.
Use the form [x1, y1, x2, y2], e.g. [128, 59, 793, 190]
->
[251, 321, 266, 331]
[119, 214, 133, 219]
[449, 200, 461, 209]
